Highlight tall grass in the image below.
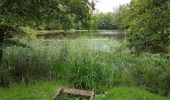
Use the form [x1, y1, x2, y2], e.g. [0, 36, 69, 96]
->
[2, 37, 118, 91]
[111, 52, 170, 96]
[1, 36, 170, 95]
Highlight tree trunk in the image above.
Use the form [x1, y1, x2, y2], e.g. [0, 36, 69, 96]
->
[0, 29, 5, 64]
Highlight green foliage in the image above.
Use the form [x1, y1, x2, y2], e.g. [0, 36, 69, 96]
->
[0, 0, 92, 30]
[112, 52, 170, 96]
[2, 37, 170, 95]
[0, 26, 33, 88]
[117, 4, 130, 29]
[0, 25, 22, 39]
[19, 27, 37, 36]
[0, 65, 10, 87]
[2, 37, 118, 93]
[0, 25, 34, 46]
[0, 25, 29, 50]
[120, 0, 170, 53]
[0, 1, 93, 80]
[90, 13, 120, 30]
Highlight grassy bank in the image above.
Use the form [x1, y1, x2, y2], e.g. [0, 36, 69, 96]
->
[0, 82, 169, 100]
[0, 82, 58, 100]
[96, 87, 170, 100]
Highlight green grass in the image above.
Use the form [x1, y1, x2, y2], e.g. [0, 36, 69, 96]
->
[2, 37, 120, 93]
[0, 83, 169, 100]
[96, 87, 170, 100]
[0, 82, 58, 100]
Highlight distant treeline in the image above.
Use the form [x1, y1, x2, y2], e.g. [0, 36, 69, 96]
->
[89, 12, 120, 30]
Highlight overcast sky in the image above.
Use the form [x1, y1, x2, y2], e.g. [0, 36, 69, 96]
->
[92, 0, 131, 13]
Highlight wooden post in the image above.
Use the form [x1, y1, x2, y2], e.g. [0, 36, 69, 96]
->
[0, 27, 5, 64]
[90, 91, 94, 100]
[53, 88, 63, 100]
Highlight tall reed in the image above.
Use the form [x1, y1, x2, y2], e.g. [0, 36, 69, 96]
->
[1, 37, 170, 95]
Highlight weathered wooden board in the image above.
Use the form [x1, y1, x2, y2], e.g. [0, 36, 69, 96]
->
[53, 88, 94, 100]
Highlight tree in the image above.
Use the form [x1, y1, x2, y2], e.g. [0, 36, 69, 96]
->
[121, 0, 170, 53]
[117, 4, 130, 29]
[0, 0, 92, 28]
[90, 13, 120, 30]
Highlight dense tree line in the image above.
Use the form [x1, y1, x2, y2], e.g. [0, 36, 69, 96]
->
[119, 0, 170, 53]
[90, 13, 119, 30]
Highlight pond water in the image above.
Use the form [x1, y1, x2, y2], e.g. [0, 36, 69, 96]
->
[36, 30, 126, 40]
[34, 30, 125, 52]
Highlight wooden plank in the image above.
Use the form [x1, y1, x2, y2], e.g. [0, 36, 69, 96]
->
[90, 91, 94, 100]
[53, 88, 95, 100]
[63, 88, 92, 97]
[53, 88, 63, 100]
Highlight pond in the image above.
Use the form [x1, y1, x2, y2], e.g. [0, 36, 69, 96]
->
[36, 30, 126, 40]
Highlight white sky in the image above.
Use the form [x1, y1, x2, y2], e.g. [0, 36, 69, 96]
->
[92, 0, 131, 13]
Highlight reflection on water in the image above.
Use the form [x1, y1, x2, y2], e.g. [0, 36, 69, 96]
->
[36, 30, 126, 40]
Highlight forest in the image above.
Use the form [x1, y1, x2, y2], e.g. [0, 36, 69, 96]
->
[0, 0, 170, 100]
